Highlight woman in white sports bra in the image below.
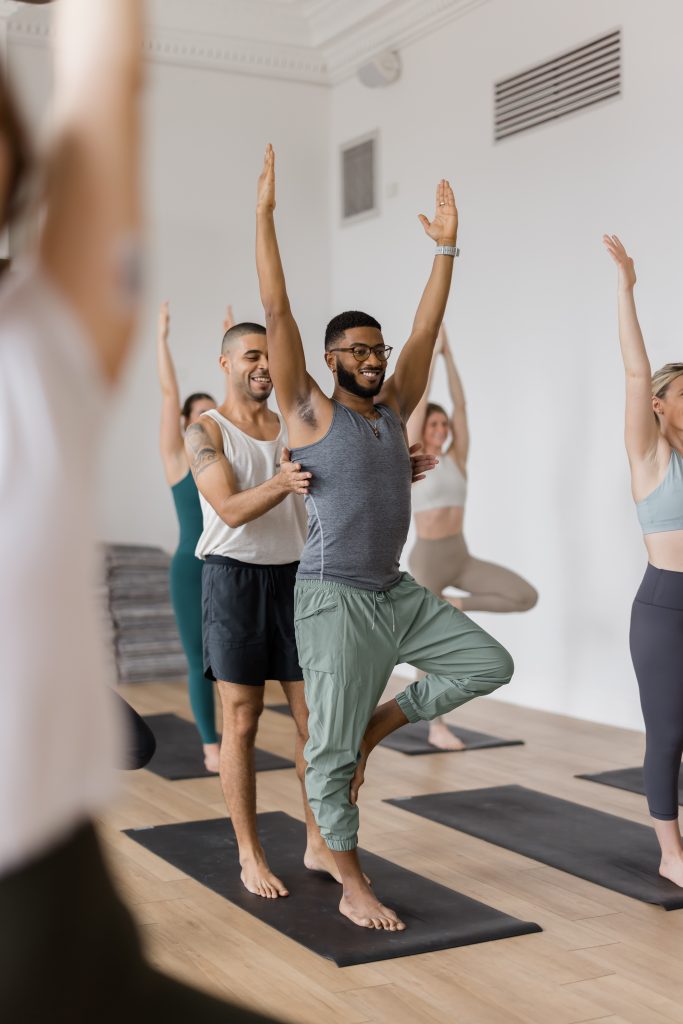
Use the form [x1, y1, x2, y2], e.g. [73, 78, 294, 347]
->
[407, 324, 538, 749]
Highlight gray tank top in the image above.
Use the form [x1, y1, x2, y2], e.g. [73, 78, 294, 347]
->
[290, 400, 412, 591]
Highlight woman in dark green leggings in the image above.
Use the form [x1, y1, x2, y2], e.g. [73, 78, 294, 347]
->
[156, 301, 229, 771]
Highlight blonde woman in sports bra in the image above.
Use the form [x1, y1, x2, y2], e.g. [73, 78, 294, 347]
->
[407, 324, 538, 749]
[604, 234, 683, 887]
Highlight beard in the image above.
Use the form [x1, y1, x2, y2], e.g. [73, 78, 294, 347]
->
[336, 361, 385, 398]
[241, 380, 272, 403]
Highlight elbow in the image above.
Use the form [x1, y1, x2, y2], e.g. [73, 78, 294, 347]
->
[222, 510, 244, 529]
[263, 301, 291, 322]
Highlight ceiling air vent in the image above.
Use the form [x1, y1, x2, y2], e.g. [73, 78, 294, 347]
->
[341, 133, 378, 224]
[495, 29, 621, 142]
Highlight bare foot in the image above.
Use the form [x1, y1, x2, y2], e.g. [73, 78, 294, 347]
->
[304, 838, 343, 882]
[340, 881, 405, 931]
[660, 855, 683, 887]
[428, 720, 465, 751]
[304, 838, 371, 885]
[203, 742, 220, 773]
[240, 855, 289, 898]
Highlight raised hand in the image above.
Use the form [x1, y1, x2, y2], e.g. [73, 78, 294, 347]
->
[158, 300, 170, 344]
[409, 442, 438, 483]
[257, 144, 276, 213]
[278, 446, 312, 496]
[418, 179, 458, 246]
[223, 304, 235, 333]
[603, 234, 637, 290]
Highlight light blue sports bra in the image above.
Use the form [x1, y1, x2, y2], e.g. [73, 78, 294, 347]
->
[636, 449, 683, 535]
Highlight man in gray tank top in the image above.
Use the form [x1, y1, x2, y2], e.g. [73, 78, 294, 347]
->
[255, 145, 514, 932]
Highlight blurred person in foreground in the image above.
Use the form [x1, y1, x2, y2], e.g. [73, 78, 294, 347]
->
[0, 2, 279, 1021]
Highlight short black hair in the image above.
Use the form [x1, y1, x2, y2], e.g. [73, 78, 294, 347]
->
[324, 311, 381, 351]
[221, 321, 266, 355]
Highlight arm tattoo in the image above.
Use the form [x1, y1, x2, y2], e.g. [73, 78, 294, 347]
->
[185, 422, 221, 479]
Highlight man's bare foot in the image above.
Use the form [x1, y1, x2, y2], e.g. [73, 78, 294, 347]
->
[340, 881, 405, 931]
[304, 837, 371, 885]
[203, 742, 220, 773]
[240, 855, 289, 898]
[304, 836, 343, 881]
[428, 720, 465, 751]
[660, 854, 683, 887]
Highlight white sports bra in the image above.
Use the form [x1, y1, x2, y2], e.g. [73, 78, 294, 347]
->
[412, 453, 467, 513]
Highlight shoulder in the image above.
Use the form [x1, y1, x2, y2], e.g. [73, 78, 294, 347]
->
[376, 400, 405, 430]
[447, 448, 467, 475]
[1, 264, 103, 385]
[186, 414, 224, 451]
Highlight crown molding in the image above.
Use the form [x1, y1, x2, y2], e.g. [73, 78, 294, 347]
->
[142, 28, 328, 85]
[321, 0, 491, 84]
[6, 0, 489, 87]
[5, 10, 329, 85]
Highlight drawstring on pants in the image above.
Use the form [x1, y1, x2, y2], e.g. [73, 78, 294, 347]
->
[370, 591, 395, 633]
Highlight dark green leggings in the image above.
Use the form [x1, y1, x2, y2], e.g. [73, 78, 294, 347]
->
[169, 551, 217, 744]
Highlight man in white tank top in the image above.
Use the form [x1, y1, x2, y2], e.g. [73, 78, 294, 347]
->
[185, 322, 346, 897]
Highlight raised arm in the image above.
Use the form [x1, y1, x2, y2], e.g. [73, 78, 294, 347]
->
[602, 235, 659, 463]
[223, 304, 236, 334]
[441, 324, 469, 468]
[184, 417, 311, 529]
[406, 334, 440, 447]
[383, 180, 458, 422]
[40, 0, 143, 384]
[255, 145, 326, 423]
[156, 301, 186, 483]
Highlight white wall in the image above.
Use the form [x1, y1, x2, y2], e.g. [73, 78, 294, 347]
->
[329, 0, 683, 730]
[9, 1, 681, 731]
[8, 40, 330, 553]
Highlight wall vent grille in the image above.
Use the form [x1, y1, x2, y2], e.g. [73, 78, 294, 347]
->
[495, 29, 621, 142]
[341, 134, 377, 223]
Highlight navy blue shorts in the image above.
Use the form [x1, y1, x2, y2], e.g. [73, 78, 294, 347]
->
[202, 555, 302, 685]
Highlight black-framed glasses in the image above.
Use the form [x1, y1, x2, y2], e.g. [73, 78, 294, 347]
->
[328, 344, 393, 363]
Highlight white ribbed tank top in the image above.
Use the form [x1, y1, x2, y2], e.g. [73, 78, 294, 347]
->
[195, 409, 307, 564]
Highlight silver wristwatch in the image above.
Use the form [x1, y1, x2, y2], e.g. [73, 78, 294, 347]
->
[435, 244, 460, 257]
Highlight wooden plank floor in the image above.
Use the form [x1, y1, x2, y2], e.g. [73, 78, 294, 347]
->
[102, 678, 683, 1024]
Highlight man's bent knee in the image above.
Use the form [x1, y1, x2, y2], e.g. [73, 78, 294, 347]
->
[491, 645, 514, 687]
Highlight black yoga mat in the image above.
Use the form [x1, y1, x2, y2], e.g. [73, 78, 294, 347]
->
[387, 784, 683, 910]
[124, 812, 541, 966]
[576, 766, 683, 805]
[268, 704, 523, 756]
[144, 713, 294, 781]
[380, 721, 524, 756]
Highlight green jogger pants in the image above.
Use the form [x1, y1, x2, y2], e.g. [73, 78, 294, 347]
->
[294, 573, 514, 852]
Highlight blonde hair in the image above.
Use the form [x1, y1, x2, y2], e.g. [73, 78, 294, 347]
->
[652, 363, 683, 398]
[651, 364, 683, 420]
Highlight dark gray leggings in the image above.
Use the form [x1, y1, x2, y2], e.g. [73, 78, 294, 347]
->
[630, 563, 683, 820]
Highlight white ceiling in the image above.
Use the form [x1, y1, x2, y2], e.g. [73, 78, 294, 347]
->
[5, 0, 489, 85]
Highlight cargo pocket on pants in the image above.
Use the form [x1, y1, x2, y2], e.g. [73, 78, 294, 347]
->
[294, 597, 338, 673]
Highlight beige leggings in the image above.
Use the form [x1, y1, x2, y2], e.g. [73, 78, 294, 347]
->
[408, 534, 537, 613]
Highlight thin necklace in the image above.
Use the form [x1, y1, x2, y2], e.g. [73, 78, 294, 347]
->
[364, 410, 381, 438]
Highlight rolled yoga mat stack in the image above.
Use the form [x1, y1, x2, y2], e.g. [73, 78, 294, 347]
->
[103, 544, 188, 684]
